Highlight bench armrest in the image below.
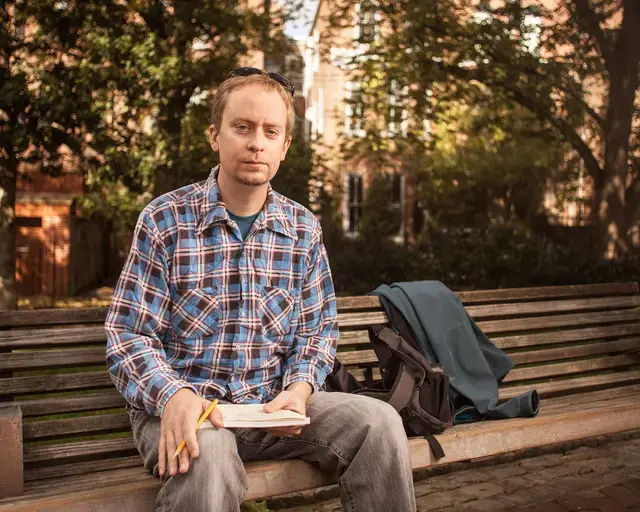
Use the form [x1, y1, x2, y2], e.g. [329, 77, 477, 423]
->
[0, 406, 23, 498]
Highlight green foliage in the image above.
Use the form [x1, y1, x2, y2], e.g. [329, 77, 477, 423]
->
[418, 100, 567, 229]
[327, 0, 640, 256]
[358, 173, 402, 239]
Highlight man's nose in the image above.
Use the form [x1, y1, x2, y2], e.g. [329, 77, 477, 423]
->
[247, 130, 266, 152]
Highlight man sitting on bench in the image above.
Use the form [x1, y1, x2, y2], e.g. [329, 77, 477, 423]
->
[105, 68, 416, 512]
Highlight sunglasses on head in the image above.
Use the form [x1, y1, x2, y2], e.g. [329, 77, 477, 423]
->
[227, 67, 295, 97]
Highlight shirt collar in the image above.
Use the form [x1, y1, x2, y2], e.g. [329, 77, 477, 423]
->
[196, 166, 298, 240]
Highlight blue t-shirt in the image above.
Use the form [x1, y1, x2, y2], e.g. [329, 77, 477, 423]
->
[227, 209, 260, 240]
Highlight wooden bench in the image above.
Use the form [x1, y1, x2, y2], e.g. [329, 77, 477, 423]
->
[0, 282, 639, 511]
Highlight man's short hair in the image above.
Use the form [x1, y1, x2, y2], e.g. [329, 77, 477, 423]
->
[211, 74, 296, 138]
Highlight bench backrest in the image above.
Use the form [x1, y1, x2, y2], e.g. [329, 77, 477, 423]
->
[1, 282, 639, 483]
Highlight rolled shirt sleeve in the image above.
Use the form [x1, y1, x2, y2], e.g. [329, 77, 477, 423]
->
[282, 228, 338, 391]
[105, 208, 196, 417]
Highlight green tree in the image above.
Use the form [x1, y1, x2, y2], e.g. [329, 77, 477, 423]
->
[328, 0, 640, 257]
[1, 0, 295, 309]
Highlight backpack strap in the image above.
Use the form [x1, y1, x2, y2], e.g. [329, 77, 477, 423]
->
[371, 325, 429, 380]
[368, 325, 426, 412]
[407, 417, 446, 459]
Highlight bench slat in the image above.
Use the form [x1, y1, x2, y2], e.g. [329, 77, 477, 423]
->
[338, 311, 388, 327]
[500, 369, 640, 399]
[335, 282, 639, 310]
[0, 309, 107, 329]
[24, 437, 136, 464]
[0, 348, 106, 372]
[0, 372, 113, 396]
[23, 413, 131, 442]
[477, 309, 640, 335]
[465, 296, 640, 319]
[24, 456, 143, 483]
[509, 338, 640, 365]
[349, 367, 640, 399]
[337, 337, 640, 369]
[502, 354, 639, 383]
[495, 324, 640, 350]
[455, 282, 639, 304]
[5, 391, 126, 418]
[336, 297, 640, 330]
[0, 327, 106, 349]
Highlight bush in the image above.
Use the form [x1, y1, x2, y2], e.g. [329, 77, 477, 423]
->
[328, 223, 640, 295]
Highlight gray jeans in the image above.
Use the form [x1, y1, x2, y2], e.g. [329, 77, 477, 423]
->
[128, 391, 416, 512]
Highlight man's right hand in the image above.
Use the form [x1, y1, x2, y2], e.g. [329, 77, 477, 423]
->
[158, 388, 224, 477]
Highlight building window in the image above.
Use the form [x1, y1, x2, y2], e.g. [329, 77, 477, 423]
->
[345, 81, 365, 136]
[389, 173, 405, 241]
[346, 173, 363, 234]
[16, 217, 43, 228]
[356, 0, 378, 44]
[388, 81, 408, 136]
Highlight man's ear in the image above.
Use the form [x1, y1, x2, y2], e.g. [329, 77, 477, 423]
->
[209, 124, 220, 152]
[280, 135, 292, 161]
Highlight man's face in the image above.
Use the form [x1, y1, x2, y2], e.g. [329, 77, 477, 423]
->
[209, 84, 292, 188]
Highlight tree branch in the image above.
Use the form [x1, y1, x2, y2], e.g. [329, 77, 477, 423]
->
[439, 61, 605, 183]
[570, 0, 614, 66]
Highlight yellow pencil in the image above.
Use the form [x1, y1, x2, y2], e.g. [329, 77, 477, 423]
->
[172, 399, 219, 460]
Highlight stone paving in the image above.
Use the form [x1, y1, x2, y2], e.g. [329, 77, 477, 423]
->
[268, 432, 640, 511]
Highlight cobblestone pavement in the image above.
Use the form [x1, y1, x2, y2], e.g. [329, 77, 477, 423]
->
[269, 433, 640, 511]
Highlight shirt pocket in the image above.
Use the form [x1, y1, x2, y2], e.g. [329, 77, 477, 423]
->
[172, 286, 220, 339]
[259, 286, 296, 337]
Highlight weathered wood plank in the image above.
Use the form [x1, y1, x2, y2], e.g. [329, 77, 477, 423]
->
[456, 282, 639, 304]
[500, 369, 640, 399]
[23, 413, 131, 442]
[336, 297, 640, 329]
[350, 368, 640, 399]
[495, 324, 640, 350]
[337, 311, 388, 327]
[0, 348, 106, 372]
[24, 456, 143, 482]
[335, 282, 639, 310]
[337, 338, 640, 369]
[466, 296, 640, 319]
[0, 372, 113, 396]
[478, 309, 640, 335]
[338, 349, 377, 366]
[502, 354, 639, 383]
[0, 309, 108, 329]
[24, 437, 136, 464]
[0, 326, 106, 348]
[1, 391, 125, 418]
[509, 338, 640, 365]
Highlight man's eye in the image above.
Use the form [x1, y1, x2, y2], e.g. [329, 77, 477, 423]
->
[237, 125, 248, 131]
[267, 129, 278, 136]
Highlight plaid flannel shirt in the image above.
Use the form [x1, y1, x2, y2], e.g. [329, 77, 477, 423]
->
[105, 167, 338, 417]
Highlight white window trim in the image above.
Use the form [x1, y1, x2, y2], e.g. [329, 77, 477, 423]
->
[345, 81, 366, 137]
[344, 172, 364, 235]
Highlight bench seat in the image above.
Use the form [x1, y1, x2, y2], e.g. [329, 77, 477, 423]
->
[0, 282, 639, 510]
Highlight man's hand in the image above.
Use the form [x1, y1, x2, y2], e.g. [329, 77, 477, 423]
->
[262, 381, 313, 437]
[158, 388, 224, 477]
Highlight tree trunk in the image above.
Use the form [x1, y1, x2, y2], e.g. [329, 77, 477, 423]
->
[598, 0, 640, 258]
[0, 158, 18, 310]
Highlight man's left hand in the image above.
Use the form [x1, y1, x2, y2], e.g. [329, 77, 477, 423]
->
[262, 381, 312, 437]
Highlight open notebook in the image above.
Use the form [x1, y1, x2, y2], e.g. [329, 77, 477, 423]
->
[200, 404, 310, 429]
